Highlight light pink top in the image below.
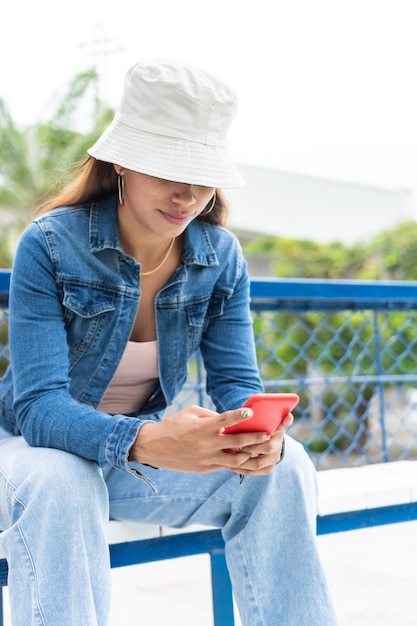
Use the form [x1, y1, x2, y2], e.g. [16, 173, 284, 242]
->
[98, 340, 159, 415]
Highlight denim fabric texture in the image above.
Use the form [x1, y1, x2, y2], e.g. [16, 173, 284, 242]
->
[0, 194, 262, 474]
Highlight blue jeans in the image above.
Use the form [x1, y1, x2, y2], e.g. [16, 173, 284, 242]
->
[0, 427, 339, 625]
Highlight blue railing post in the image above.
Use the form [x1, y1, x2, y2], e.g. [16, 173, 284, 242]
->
[0, 556, 8, 626]
[210, 550, 234, 626]
[373, 309, 389, 462]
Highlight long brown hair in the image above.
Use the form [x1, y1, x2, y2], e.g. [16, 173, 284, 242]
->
[35, 157, 228, 227]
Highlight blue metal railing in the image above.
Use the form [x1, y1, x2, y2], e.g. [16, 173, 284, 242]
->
[2, 270, 417, 469]
[249, 278, 417, 468]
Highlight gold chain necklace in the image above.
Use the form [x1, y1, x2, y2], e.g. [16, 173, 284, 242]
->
[141, 238, 176, 276]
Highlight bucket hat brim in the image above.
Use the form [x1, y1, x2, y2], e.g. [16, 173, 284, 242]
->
[88, 118, 244, 189]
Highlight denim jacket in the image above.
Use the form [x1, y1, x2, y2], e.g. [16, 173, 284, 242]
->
[0, 194, 263, 475]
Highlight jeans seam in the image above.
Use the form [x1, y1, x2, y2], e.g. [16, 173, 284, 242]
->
[16, 518, 47, 625]
[236, 531, 265, 626]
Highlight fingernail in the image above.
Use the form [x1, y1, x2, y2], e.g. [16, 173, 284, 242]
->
[218, 426, 226, 434]
[262, 434, 270, 442]
[241, 408, 253, 418]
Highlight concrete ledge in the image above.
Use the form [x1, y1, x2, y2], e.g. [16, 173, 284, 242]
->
[317, 460, 417, 516]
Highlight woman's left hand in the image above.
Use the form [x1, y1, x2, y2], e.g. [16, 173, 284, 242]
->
[230, 411, 293, 476]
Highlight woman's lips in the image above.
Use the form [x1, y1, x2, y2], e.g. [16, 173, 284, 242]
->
[160, 210, 194, 226]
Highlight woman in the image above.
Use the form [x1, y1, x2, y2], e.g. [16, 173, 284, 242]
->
[0, 59, 339, 625]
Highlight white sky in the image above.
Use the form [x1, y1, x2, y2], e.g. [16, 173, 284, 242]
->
[2, 0, 417, 190]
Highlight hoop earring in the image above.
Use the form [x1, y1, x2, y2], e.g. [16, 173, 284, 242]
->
[200, 191, 216, 216]
[117, 174, 125, 206]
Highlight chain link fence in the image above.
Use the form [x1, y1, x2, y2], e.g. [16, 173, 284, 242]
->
[2, 272, 417, 470]
[174, 278, 417, 469]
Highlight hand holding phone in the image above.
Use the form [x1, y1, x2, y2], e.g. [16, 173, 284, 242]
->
[223, 393, 299, 436]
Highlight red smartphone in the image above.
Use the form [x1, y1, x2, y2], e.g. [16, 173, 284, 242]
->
[223, 393, 299, 435]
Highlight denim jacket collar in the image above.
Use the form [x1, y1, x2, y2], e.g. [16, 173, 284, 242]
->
[89, 196, 122, 254]
[88, 194, 219, 268]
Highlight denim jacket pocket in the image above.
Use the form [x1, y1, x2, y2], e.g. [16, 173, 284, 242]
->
[62, 283, 116, 364]
[62, 282, 116, 318]
[185, 293, 225, 327]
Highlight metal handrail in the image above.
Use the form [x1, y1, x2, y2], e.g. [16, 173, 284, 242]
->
[2, 269, 417, 469]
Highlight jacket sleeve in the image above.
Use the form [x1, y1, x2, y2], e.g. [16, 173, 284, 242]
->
[9, 221, 144, 473]
[200, 251, 264, 411]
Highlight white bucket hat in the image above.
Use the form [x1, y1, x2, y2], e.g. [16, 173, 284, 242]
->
[88, 59, 244, 188]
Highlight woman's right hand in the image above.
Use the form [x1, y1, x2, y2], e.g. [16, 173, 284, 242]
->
[128, 404, 290, 474]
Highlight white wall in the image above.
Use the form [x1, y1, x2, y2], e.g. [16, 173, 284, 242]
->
[225, 164, 415, 244]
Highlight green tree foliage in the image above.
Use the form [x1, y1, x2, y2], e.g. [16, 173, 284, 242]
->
[362, 221, 417, 280]
[0, 67, 114, 209]
[0, 67, 115, 266]
[244, 221, 417, 454]
[243, 220, 417, 281]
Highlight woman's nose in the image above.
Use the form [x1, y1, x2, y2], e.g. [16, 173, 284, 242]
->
[171, 185, 196, 207]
